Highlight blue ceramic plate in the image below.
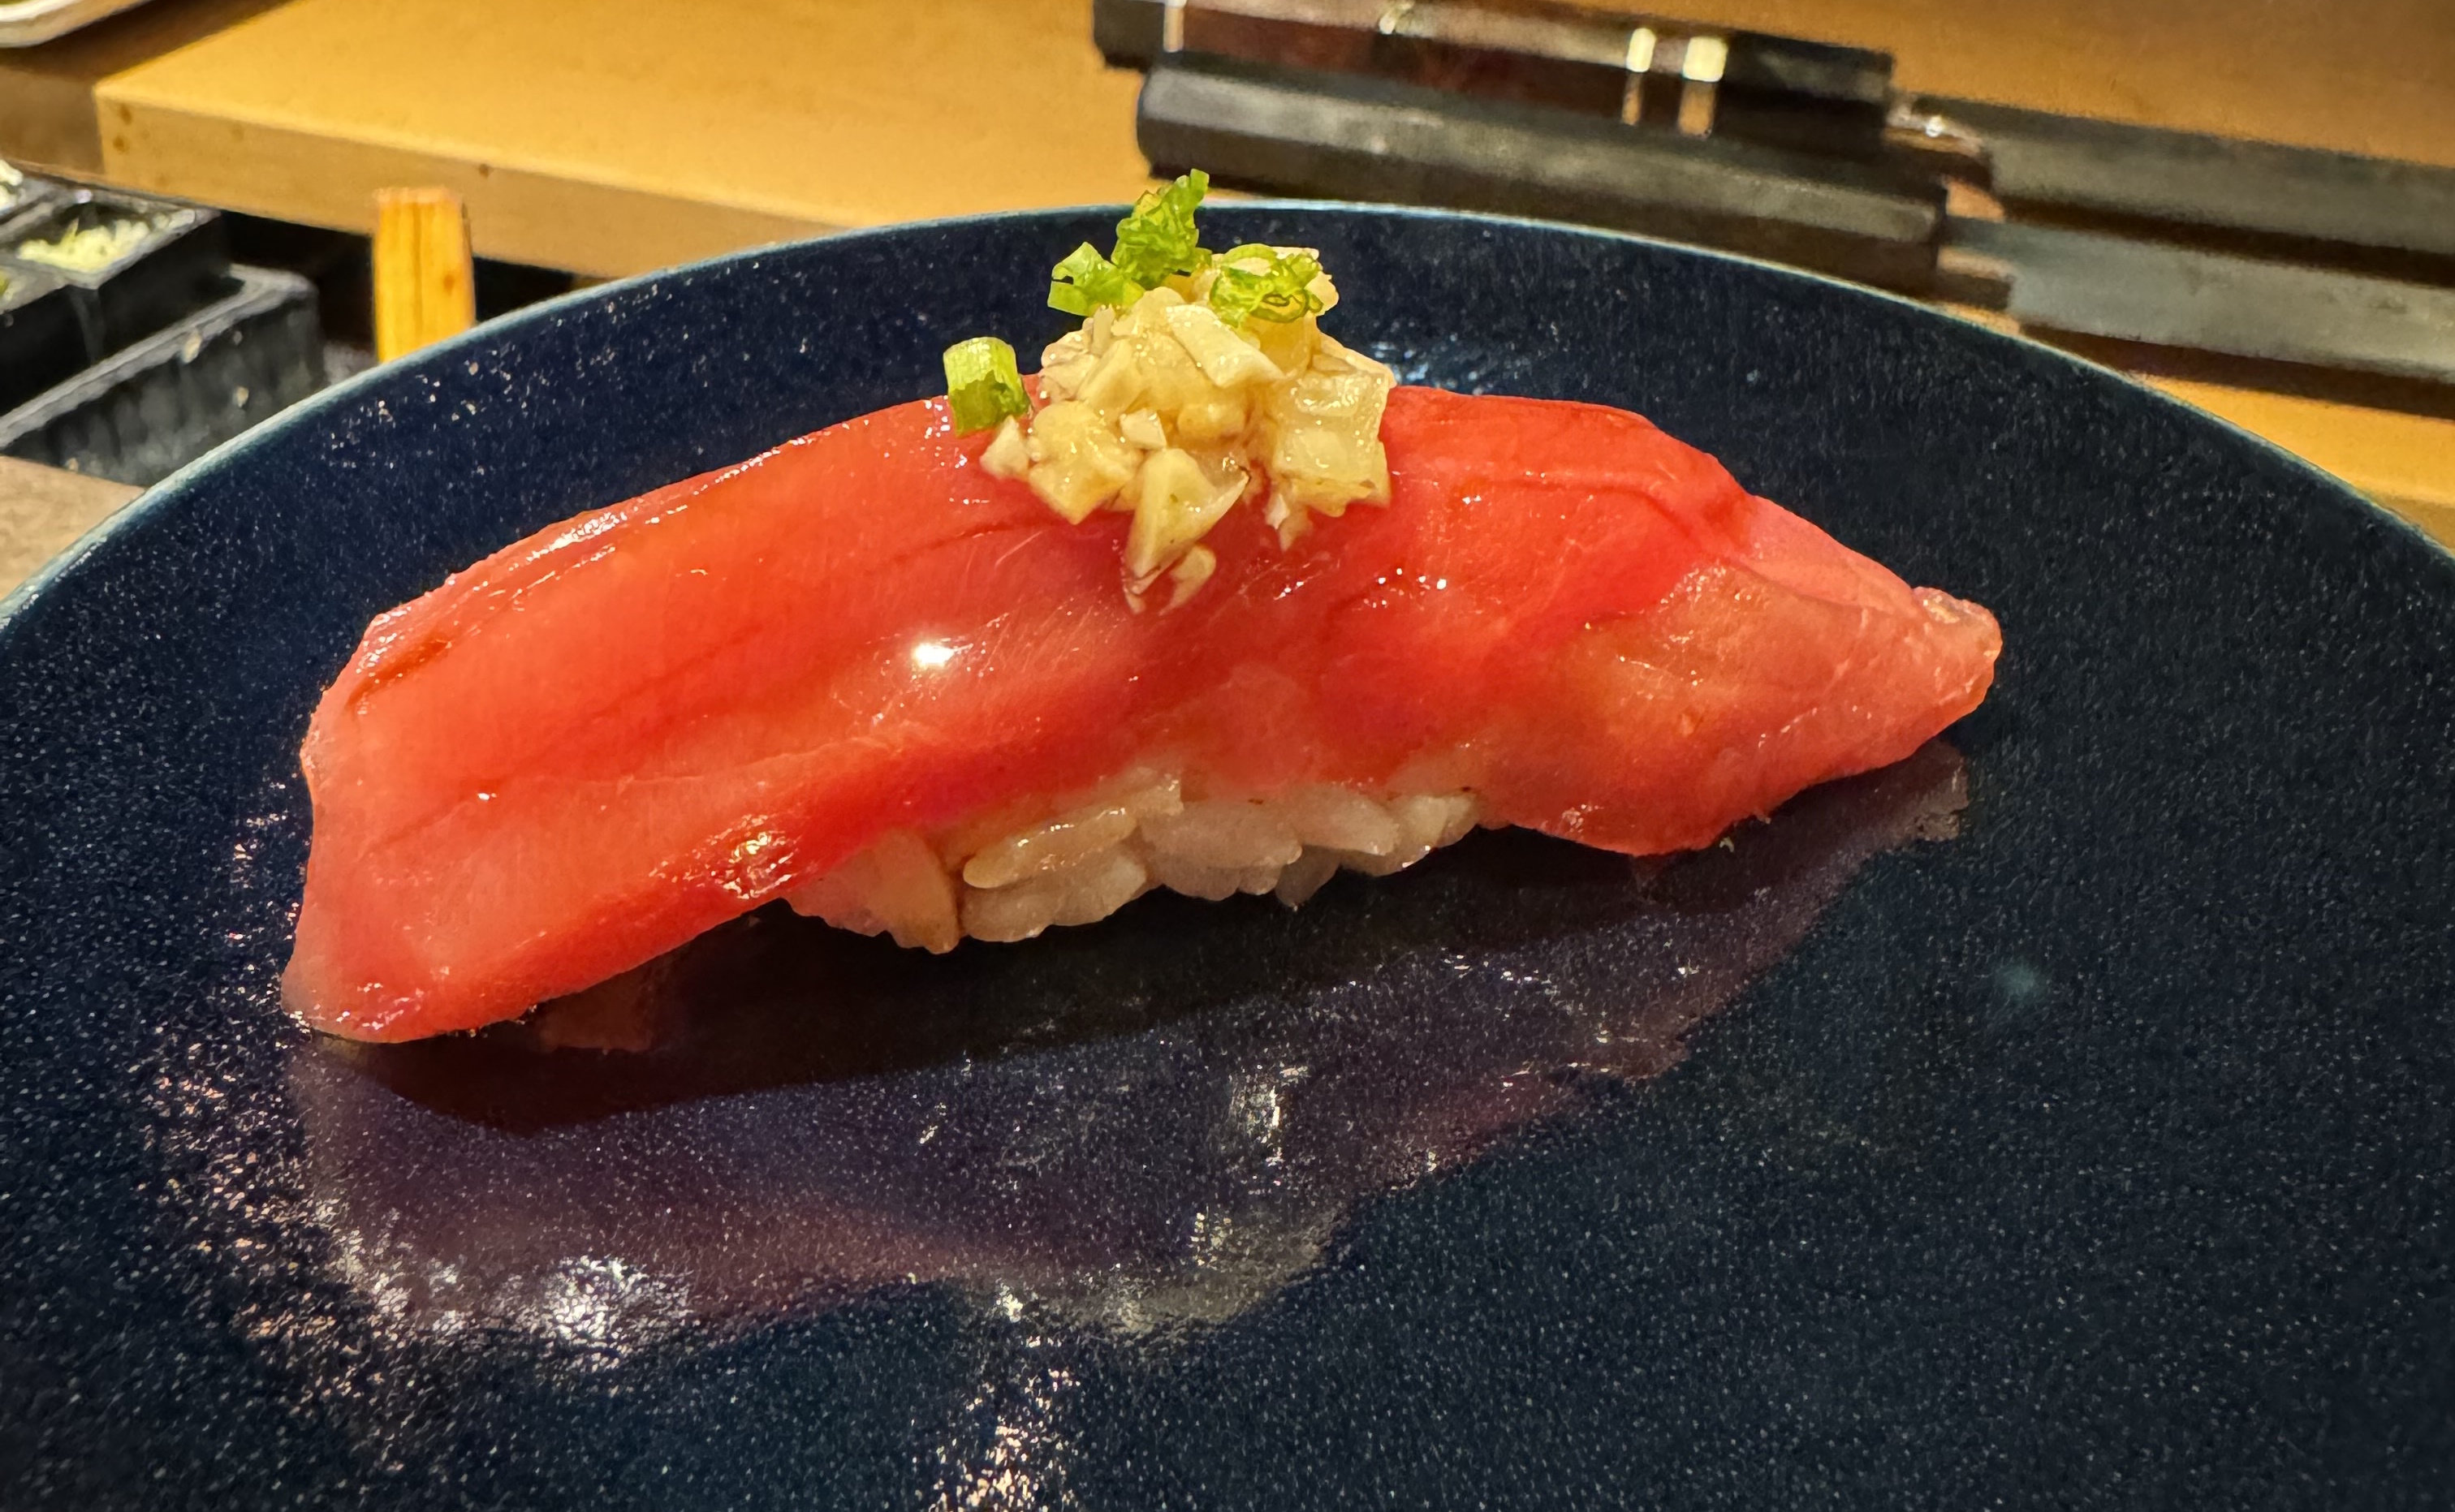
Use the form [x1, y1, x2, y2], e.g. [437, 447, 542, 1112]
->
[3, 207, 2450, 1508]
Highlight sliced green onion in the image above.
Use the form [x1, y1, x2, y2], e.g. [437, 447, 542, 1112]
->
[1047, 241, 1143, 317]
[942, 336, 1030, 434]
[1206, 243, 1325, 327]
[1109, 170, 1212, 289]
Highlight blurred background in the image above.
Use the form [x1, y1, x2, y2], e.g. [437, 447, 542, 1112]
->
[1, 0, 2449, 588]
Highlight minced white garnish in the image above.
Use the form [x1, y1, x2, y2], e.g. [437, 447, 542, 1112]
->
[980, 256, 1396, 610]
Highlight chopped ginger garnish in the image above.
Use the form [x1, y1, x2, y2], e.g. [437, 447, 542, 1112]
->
[944, 172, 1394, 608]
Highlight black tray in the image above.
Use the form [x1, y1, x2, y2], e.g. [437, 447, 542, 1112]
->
[0, 261, 87, 414]
[0, 265, 325, 486]
[0, 188, 230, 358]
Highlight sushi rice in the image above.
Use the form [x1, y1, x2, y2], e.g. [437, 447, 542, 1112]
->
[788, 771, 1482, 950]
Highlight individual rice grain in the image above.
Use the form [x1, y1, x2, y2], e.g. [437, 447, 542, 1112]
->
[1272, 784, 1402, 855]
[961, 847, 1150, 942]
[1402, 792, 1482, 849]
[1140, 846, 1246, 902]
[1139, 843, 1284, 902]
[784, 829, 960, 953]
[959, 775, 1181, 889]
[1139, 799, 1302, 872]
[1271, 847, 1342, 907]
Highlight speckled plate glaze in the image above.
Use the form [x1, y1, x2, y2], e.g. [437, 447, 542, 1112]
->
[2, 208, 2450, 1509]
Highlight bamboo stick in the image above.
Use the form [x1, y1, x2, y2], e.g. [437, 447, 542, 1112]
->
[373, 187, 475, 361]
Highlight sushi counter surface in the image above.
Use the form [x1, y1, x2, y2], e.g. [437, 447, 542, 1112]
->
[0, 0, 1151, 277]
[0, 0, 2451, 545]
[2137, 382, 2453, 552]
[0, 456, 136, 594]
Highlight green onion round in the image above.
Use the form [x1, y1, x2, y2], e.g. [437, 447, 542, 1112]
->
[942, 336, 1030, 434]
[1207, 244, 1324, 328]
[1110, 170, 1212, 289]
[1047, 242, 1144, 317]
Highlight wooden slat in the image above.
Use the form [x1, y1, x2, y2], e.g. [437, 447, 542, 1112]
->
[372, 187, 475, 360]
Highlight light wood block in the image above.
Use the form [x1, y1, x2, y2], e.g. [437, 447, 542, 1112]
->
[0, 0, 283, 173]
[83, 0, 1154, 278]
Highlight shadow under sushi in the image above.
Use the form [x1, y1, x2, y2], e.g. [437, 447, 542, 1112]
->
[288, 742, 1967, 1347]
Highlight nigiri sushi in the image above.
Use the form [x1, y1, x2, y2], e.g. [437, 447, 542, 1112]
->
[286, 176, 2000, 1043]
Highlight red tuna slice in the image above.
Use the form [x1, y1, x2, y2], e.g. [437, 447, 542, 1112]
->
[287, 386, 2000, 1040]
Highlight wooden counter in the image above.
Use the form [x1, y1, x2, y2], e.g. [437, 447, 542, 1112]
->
[0, 458, 138, 595]
[4, 0, 1153, 277]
